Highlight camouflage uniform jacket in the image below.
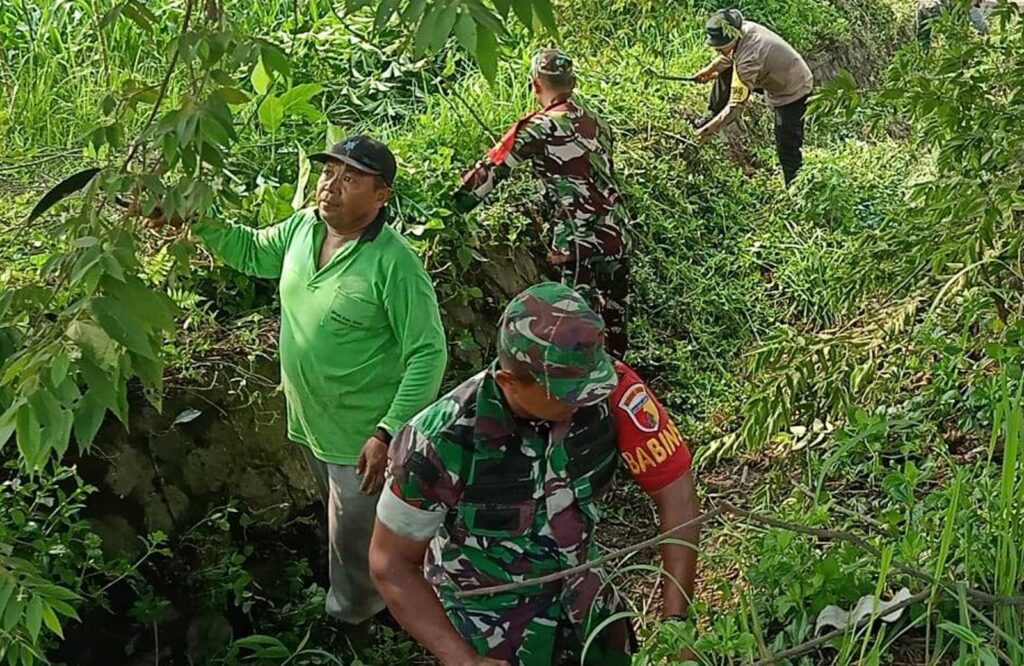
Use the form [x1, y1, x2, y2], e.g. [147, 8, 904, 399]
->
[454, 95, 629, 261]
[377, 362, 693, 660]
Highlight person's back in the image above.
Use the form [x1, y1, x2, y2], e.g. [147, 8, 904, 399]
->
[520, 95, 625, 258]
[453, 49, 632, 358]
[733, 21, 813, 108]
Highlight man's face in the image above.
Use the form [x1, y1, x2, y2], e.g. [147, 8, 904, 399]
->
[316, 160, 390, 227]
[495, 370, 578, 423]
[714, 40, 738, 56]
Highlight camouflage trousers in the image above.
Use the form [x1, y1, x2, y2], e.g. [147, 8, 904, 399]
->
[439, 568, 632, 666]
[560, 256, 630, 359]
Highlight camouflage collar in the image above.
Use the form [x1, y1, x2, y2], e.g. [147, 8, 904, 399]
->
[543, 93, 574, 112]
[472, 365, 520, 448]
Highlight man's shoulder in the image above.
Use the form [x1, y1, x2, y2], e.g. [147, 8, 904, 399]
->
[292, 208, 320, 227]
[408, 370, 486, 443]
[374, 224, 430, 271]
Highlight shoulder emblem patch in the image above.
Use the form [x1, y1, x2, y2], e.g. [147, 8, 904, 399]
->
[617, 383, 660, 433]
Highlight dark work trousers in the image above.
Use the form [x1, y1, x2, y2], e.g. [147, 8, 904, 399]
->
[773, 95, 808, 186]
[707, 66, 808, 186]
[560, 255, 630, 360]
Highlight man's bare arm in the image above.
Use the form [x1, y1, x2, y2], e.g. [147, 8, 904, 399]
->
[368, 520, 508, 666]
[650, 471, 701, 617]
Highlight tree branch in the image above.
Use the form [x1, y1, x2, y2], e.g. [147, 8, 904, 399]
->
[122, 0, 197, 171]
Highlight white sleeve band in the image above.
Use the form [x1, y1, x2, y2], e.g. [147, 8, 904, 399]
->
[377, 486, 446, 541]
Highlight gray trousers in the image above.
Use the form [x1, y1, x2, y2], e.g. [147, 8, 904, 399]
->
[301, 447, 386, 624]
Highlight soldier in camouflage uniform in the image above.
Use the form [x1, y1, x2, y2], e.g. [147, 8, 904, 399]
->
[452, 49, 631, 358]
[370, 283, 702, 666]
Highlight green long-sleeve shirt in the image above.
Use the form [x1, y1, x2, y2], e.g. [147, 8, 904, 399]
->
[193, 208, 448, 465]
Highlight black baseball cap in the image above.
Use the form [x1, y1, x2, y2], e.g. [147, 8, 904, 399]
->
[309, 135, 397, 186]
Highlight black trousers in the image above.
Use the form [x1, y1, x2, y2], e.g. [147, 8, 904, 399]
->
[708, 67, 809, 186]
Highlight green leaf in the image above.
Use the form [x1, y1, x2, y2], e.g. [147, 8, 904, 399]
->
[510, 0, 532, 29]
[67, 320, 118, 370]
[0, 399, 23, 449]
[25, 596, 42, 643]
[91, 297, 157, 360]
[279, 83, 323, 112]
[40, 604, 62, 639]
[42, 408, 74, 458]
[50, 351, 71, 387]
[47, 598, 79, 620]
[476, 25, 498, 83]
[27, 389, 62, 428]
[132, 354, 164, 406]
[374, 0, 400, 30]
[453, 12, 477, 53]
[431, 3, 459, 52]
[16, 403, 43, 468]
[199, 116, 231, 148]
[326, 123, 346, 148]
[1, 593, 21, 632]
[216, 86, 250, 105]
[532, 0, 560, 39]
[100, 253, 125, 282]
[938, 621, 981, 646]
[493, 0, 510, 16]
[465, 1, 506, 36]
[26, 168, 101, 224]
[121, 0, 155, 32]
[258, 41, 290, 79]
[99, 2, 126, 30]
[413, 3, 440, 56]
[0, 581, 16, 617]
[73, 390, 107, 448]
[257, 95, 284, 131]
[293, 145, 310, 211]
[200, 141, 225, 170]
[250, 58, 272, 95]
[204, 94, 237, 141]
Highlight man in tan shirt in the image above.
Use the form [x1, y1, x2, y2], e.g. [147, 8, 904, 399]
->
[692, 9, 814, 185]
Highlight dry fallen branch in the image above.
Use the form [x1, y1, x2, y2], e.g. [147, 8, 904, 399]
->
[455, 502, 1024, 609]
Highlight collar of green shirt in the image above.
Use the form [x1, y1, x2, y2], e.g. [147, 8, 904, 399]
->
[312, 205, 390, 243]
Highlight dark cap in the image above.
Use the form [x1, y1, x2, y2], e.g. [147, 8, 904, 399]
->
[309, 135, 397, 186]
[529, 48, 575, 82]
[706, 9, 744, 48]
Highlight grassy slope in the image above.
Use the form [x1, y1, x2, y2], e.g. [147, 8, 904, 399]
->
[3, 0, 1023, 663]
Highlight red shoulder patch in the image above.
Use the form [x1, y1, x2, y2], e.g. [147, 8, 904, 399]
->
[610, 362, 693, 493]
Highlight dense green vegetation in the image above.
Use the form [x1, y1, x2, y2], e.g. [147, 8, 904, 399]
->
[2, 0, 1023, 664]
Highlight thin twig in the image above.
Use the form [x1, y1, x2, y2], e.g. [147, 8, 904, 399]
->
[0, 152, 72, 174]
[447, 83, 498, 141]
[719, 502, 1024, 607]
[793, 481, 889, 531]
[643, 67, 700, 83]
[122, 0, 197, 171]
[455, 502, 1024, 608]
[455, 507, 723, 598]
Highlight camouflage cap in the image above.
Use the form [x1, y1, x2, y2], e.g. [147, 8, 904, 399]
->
[497, 282, 617, 407]
[529, 48, 575, 82]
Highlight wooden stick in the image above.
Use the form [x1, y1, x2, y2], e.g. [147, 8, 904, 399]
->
[455, 507, 725, 598]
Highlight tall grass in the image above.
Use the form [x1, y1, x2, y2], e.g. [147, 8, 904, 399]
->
[991, 374, 1023, 662]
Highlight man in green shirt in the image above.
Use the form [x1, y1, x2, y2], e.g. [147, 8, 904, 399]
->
[147, 136, 448, 625]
